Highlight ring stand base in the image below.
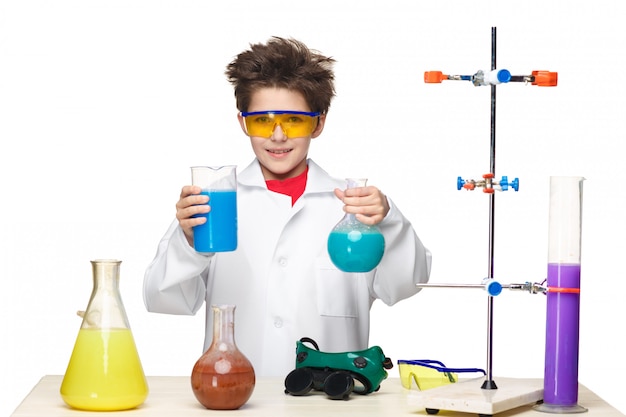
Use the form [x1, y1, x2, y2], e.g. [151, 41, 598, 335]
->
[408, 377, 544, 416]
[534, 402, 588, 414]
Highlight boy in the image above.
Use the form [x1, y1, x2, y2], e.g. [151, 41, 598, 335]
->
[143, 37, 431, 376]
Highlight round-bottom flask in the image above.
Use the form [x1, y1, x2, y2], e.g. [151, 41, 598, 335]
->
[327, 178, 385, 272]
[191, 305, 255, 410]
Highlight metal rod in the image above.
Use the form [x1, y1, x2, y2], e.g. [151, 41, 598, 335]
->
[415, 283, 485, 289]
[415, 282, 544, 291]
[482, 25, 498, 391]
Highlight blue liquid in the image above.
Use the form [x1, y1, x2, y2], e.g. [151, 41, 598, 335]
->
[327, 230, 385, 272]
[193, 190, 237, 253]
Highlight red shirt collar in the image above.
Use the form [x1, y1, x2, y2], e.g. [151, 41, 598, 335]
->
[265, 166, 308, 206]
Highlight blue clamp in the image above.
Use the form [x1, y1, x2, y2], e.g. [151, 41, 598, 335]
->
[483, 279, 503, 297]
[500, 176, 520, 192]
[457, 176, 465, 191]
[496, 69, 512, 83]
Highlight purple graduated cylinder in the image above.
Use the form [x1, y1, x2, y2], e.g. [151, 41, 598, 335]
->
[543, 263, 581, 406]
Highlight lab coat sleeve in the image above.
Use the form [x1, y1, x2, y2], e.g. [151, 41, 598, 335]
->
[143, 220, 212, 315]
[372, 197, 432, 305]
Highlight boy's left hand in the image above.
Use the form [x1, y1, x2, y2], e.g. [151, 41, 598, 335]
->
[334, 186, 390, 225]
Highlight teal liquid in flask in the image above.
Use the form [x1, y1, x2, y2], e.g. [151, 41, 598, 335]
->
[327, 178, 385, 272]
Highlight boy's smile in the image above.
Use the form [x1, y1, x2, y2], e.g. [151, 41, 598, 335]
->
[238, 87, 325, 181]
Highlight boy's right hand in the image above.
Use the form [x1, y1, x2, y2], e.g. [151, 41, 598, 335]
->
[176, 185, 210, 246]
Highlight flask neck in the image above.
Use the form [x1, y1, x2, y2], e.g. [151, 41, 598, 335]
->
[91, 259, 121, 291]
[346, 178, 367, 189]
[211, 305, 237, 346]
[343, 178, 368, 223]
[82, 259, 130, 329]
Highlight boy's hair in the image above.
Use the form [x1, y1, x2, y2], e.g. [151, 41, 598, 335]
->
[225, 37, 336, 114]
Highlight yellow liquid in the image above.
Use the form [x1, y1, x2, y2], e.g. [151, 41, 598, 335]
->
[60, 328, 149, 411]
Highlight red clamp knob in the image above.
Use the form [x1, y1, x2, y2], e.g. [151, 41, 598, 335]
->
[424, 71, 447, 83]
[532, 70, 558, 87]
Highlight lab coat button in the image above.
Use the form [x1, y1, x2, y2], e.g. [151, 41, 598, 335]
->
[279, 258, 288, 266]
[274, 318, 283, 328]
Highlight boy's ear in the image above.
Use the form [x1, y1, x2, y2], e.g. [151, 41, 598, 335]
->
[311, 114, 326, 139]
[237, 113, 248, 135]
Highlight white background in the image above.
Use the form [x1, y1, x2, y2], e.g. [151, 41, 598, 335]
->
[1, 0, 625, 415]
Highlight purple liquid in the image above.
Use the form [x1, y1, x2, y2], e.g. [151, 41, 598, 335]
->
[193, 190, 237, 253]
[543, 263, 581, 406]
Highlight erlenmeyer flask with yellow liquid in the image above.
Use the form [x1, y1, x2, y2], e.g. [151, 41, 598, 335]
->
[60, 259, 148, 411]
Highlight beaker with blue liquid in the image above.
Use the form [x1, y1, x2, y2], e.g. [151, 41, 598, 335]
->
[327, 178, 385, 272]
[191, 165, 238, 253]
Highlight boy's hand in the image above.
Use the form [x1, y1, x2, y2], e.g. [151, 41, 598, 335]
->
[176, 185, 210, 246]
[333, 186, 390, 225]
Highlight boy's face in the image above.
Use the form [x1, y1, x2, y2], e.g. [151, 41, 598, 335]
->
[238, 87, 325, 181]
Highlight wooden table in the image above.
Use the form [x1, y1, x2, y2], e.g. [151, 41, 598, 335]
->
[10, 375, 626, 416]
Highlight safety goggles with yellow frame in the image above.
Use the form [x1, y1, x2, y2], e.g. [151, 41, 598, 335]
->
[397, 359, 486, 391]
[241, 110, 321, 139]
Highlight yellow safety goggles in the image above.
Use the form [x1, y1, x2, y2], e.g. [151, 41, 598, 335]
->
[241, 110, 320, 139]
[397, 360, 486, 391]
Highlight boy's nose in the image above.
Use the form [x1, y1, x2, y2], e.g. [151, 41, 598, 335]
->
[271, 124, 287, 141]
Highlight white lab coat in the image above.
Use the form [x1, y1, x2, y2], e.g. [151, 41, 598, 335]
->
[143, 159, 431, 377]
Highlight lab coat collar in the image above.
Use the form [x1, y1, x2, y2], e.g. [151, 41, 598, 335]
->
[238, 159, 341, 195]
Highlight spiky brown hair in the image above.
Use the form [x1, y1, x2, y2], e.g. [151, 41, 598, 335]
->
[225, 37, 336, 114]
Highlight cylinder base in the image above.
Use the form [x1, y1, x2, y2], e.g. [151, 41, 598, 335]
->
[533, 402, 588, 414]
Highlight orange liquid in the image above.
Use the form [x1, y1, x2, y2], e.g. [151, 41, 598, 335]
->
[191, 348, 255, 410]
[192, 367, 255, 410]
[60, 328, 148, 411]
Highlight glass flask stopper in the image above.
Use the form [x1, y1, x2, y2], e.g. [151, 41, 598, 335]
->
[327, 178, 385, 272]
[60, 259, 148, 411]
